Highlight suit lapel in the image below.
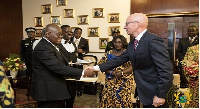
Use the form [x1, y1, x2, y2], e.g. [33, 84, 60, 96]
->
[133, 31, 147, 66]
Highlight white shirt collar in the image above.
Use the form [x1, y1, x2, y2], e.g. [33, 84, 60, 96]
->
[73, 37, 81, 42]
[61, 39, 75, 53]
[135, 29, 147, 41]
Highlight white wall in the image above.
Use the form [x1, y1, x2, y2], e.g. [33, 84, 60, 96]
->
[22, 0, 131, 60]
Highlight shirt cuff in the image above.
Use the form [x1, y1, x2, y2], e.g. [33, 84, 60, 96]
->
[93, 65, 100, 71]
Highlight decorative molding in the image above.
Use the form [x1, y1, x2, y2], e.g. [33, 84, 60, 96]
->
[146, 12, 199, 18]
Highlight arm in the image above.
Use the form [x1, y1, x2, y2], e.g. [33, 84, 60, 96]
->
[150, 36, 173, 106]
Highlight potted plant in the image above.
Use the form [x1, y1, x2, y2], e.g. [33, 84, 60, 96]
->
[3, 53, 25, 78]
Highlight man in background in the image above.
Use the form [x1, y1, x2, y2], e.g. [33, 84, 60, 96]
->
[71, 27, 89, 96]
[60, 25, 78, 108]
[105, 30, 120, 52]
[176, 25, 199, 87]
[20, 27, 38, 78]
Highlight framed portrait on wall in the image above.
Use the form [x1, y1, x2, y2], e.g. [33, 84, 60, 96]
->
[42, 4, 52, 14]
[77, 15, 89, 25]
[35, 29, 43, 37]
[93, 8, 104, 18]
[56, 0, 67, 6]
[88, 27, 99, 37]
[99, 38, 109, 49]
[108, 26, 121, 36]
[108, 13, 120, 23]
[71, 27, 79, 33]
[34, 17, 43, 27]
[51, 16, 61, 25]
[64, 9, 74, 18]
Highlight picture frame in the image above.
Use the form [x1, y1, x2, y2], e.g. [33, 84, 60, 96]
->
[108, 13, 120, 23]
[64, 9, 74, 18]
[34, 17, 43, 27]
[93, 8, 104, 18]
[99, 38, 109, 49]
[77, 15, 89, 25]
[42, 4, 52, 14]
[56, 0, 67, 6]
[108, 26, 121, 36]
[71, 27, 79, 33]
[51, 16, 61, 25]
[35, 29, 43, 37]
[88, 27, 99, 37]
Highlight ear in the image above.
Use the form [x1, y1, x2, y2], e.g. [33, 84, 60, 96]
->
[45, 32, 50, 38]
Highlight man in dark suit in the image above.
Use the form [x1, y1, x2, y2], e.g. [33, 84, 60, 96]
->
[90, 13, 173, 108]
[177, 25, 199, 62]
[60, 25, 78, 108]
[176, 25, 199, 87]
[71, 27, 89, 96]
[31, 24, 95, 108]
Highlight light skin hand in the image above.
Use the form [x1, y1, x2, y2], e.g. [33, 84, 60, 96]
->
[83, 67, 96, 77]
[152, 95, 165, 107]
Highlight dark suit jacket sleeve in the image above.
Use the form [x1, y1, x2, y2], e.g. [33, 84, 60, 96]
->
[176, 38, 184, 61]
[35, 47, 82, 78]
[79, 38, 89, 54]
[150, 36, 173, 98]
[99, 50, 130, 72]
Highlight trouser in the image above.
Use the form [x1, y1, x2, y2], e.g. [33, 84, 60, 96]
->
[38, 100, 65, 108]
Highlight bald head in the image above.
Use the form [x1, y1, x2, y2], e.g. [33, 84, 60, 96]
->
[45, 24, 63, 45]
[124, 13, 148, 37]
[129, 13, 148, 28]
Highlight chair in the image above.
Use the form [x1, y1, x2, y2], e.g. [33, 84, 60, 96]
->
[82, 55, 98, 95]
[82, 54, 98, 69]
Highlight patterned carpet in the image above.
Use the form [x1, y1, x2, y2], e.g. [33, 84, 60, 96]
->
[15, 83, 102, 108]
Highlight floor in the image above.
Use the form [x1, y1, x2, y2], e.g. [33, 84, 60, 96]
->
[15, 83, 102, 108]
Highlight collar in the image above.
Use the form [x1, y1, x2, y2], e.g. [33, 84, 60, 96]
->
[61, 39, 71, 44]
[73, 37, 81, 42]
[43, 37, 59, 51]
[135, 29, 147, 41]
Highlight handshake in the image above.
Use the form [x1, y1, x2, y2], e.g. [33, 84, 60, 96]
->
[83, 66, 99, 77]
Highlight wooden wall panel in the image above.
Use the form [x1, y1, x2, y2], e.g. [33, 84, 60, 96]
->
[0, 0, 23, 60]
[131, 0, 199, 14]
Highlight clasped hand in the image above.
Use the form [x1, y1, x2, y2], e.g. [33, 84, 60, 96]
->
[106, 70, 122, 78]
[83, 66, 98, 77]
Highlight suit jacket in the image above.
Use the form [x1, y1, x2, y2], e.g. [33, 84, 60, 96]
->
[177, 36, 199, 61]
[31, 38, 83, 101]
[99, 31, 173, 105]
[71, 37, 89, 59]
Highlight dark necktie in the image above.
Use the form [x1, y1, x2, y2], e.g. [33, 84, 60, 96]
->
[134, 39, 138, 50]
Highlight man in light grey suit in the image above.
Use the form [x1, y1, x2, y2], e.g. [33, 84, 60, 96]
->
[90, 13, 173, 108]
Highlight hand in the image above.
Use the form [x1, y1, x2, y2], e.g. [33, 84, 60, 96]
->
[111, 71, 122, 78]
[77, 49, 84, 53]
[152, 95, 165, 107]
[83, 66, 97, 77]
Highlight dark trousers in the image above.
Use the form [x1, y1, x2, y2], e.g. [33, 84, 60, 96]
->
[65, 97, 75, 108]
[38, 100, 65, 108]
[143, 102, 168, 108]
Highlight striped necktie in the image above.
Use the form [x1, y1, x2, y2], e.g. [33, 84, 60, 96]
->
[134, 39, 138, 50]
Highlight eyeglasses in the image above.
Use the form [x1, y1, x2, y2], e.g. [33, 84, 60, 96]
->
[125, 21, 138, 26]
[48, 31, 63, 37]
